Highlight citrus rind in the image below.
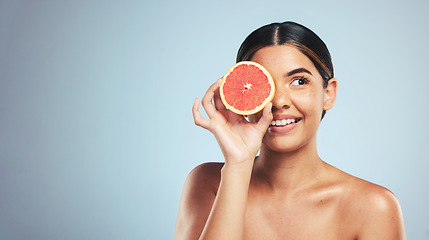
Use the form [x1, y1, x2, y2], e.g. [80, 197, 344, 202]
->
[220, 61, 275, 115]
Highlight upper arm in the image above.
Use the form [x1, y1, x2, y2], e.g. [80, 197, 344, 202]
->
[174, 163, 222, 240]
[358, 188, 406, 240]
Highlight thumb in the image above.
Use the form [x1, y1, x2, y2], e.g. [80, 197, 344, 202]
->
[255, 102, 273, 134]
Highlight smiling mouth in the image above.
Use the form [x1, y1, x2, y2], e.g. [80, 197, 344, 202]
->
[270, 118, 302, 127]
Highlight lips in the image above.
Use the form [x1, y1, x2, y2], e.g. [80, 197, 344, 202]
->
[269, 114, 302, 126]
[270, 118, 302, 126]
[268, 114, 302, 133]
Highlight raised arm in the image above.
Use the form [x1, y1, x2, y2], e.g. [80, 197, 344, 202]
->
[175, 79, 273, 240]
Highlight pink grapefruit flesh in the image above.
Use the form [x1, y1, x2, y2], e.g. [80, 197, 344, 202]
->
[220, 61, 275, 115]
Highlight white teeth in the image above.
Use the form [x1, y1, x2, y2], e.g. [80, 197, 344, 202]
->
[270, 119, 297, 126]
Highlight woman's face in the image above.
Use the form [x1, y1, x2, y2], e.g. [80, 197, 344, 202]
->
[249, 45, 337, 153]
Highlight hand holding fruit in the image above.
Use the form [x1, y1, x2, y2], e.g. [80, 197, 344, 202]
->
[192, 78, 273, 166]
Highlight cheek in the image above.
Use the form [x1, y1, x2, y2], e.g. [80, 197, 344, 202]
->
[293, 91, 324, 117]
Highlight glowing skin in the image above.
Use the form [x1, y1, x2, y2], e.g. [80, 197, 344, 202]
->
[176, 44, 405, 240]
[249, 45, 336, 154]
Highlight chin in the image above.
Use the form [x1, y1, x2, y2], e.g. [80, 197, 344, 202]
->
[261, 132, 317, 154]
[262, 138, 303, 153]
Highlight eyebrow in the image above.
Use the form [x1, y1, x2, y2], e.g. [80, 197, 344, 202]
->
[285, 67, 313, 77]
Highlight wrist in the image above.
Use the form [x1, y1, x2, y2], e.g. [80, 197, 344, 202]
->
[222, 159, 254, 176]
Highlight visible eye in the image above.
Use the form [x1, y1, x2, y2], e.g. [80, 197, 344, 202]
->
[290, 77, 309, 86]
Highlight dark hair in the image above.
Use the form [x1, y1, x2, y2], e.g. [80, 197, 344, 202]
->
[236, 21, 334, 119]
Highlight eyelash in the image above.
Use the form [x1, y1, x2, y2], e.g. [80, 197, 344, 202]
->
[290, 76, 310, 86]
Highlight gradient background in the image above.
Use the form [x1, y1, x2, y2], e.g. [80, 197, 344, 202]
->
[1, 0, 428, 239]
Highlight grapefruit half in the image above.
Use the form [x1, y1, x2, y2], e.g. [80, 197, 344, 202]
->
[220, 61, 275, 115]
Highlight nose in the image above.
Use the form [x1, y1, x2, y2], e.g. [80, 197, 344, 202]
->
[271, 86, 291, 110]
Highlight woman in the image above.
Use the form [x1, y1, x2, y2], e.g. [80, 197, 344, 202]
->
[175, 21, 406, 239]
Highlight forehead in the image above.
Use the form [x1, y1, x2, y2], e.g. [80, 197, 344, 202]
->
[250, 45, 319, 77]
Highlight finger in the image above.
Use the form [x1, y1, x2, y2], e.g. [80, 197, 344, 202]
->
[213, 88, 227, 112]
[192, 98, 210, 129]
[226, 108, 246, 123]
[255, 102, 273, 133]
[201, 79, 222, 118]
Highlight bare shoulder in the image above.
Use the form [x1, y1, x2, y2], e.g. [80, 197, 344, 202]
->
[186, 162, 223, 192]
[175, 162, 223, 239]
[338, 170, 402, 215]
[329, 166, 406, 239]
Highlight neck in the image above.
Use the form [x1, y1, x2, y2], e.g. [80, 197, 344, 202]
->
[253, 137, 325, 193]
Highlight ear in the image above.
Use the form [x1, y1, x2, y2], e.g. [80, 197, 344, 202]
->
[323, 78, 337, 111]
